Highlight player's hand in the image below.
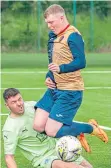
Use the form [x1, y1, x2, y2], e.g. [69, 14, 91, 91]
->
[45, 77, 56, 89]
[48, 63, 60, 73]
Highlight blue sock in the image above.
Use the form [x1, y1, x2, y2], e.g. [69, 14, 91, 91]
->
[55, 121, 93, 138]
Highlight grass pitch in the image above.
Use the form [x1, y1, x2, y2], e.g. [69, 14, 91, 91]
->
[1, 53, 111, 168]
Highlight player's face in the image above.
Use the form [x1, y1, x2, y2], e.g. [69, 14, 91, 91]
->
[45, 13, 64, 35]
[5, 94, 24, 116]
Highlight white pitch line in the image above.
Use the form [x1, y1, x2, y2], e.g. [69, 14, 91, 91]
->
[99, 125, 111, 131]
[1, 88, 46, 90]
[0, 71, 47, 74]
[1, 87, 111, 90]
[0, 113, 8, 116]
[1, 71, 111, 74]
[85, 87, 111, 89]
[82, 71, 111, 74]
[1, 113, 111, 131]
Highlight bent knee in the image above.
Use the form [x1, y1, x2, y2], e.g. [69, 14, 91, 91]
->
[52, 160, 63, 168]
[45, 127, 56, 137]
[84, 163, 93, 168]
[33, 123, 45, 132]
[89, 165, 93, 168]
[86, 163, 93, 168]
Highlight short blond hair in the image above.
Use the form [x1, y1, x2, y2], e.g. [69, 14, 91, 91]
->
[44, 4, 65, 18]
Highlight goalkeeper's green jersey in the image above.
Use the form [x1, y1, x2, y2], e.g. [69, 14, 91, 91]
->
[2, 101, 57, 167]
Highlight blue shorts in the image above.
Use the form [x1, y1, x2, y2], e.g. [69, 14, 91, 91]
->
[35, 89, 83, 125]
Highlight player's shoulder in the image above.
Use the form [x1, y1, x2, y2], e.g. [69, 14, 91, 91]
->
[64, 25, 83, 43]
[24, 101, 36, 115]
[2, 116, 17, 132]
[24, 101, 36, 107]
[68, 32, 84, 45]
[67, 25, 81, 35]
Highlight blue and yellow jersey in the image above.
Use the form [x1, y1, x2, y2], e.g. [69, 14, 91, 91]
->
[46, 25, 86, 90]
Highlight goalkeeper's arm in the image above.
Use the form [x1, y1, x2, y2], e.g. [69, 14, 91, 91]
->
[5, 155, 17, 168]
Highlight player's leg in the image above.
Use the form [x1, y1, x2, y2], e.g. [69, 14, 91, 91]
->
[89, 119, 108, 143]
[40, 155, 92, 168]
[52, 157, 93, 168]
[33, 108, 49, 132]
[45, 90, 92, 152]
[80, 159, 93, 168]
[45, 90, 84, 136]
[45, 118, 63, 137]
[46, 90, 92, 137]
[33, 89, 54, 132]
[40, 155, 87, 168]
[52, 160, 86, 168]
[75, 156, 93, 168]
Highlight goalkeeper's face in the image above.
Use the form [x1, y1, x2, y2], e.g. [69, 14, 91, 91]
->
[5, 93, 24, 117]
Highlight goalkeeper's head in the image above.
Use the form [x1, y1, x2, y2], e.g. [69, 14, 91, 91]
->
[3, 88, 24, 117]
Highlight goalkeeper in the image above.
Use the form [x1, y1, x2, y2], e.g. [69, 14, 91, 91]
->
[2, 88, 93, 168]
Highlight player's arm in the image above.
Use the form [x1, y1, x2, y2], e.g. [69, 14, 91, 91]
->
[3, 131, 18, 168]
[59, 32, 86, 73]
[46, 71, 55, 83]
[46, 31, 57, 88]
[5, 154, 17, 168]
[45, 71, 56, 89]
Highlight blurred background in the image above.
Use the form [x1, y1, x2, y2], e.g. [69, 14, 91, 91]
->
[1, 0, 111, 52]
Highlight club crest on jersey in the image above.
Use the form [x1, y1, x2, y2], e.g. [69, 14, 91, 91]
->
[36, 132, 47, 142]
[59, 36, 64, 42]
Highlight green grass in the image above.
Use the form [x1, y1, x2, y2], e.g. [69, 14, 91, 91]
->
[2, 10, 111, 51]
[1, 72, 111, 88]
[1, 53, 111, 69]
[1, 53, 111, 168]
